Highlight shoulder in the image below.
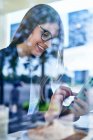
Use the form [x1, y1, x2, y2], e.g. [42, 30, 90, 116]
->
[0, 47, 6, 55]
[0, 46, 12, 55]
[0, 45, 18, 58]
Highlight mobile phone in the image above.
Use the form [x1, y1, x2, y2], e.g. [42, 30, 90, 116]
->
[63, 78, 93, 110]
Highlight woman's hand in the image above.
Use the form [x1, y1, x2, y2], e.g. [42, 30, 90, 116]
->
[71, 96, 89, 118]
[45, 86, 72, 122]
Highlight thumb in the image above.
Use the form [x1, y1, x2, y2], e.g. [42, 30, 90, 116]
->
[72, 92, 78, 96]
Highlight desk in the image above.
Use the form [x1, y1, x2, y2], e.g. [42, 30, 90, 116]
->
[10, 121, 88, 140]
[28, 120, 87, 140]
[9, 114, 93, 140]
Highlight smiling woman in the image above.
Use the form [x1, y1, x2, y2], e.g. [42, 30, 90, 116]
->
[8, 4, 64, 115]
[0, 4, 64, 132]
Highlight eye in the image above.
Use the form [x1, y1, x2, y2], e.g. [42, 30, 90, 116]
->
[39, 25, 52, 41]
[43, 31, 50, 37]
[42, 30, 52, 41]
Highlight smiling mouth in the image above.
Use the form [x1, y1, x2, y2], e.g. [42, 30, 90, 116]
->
[38, 45, 44, 50]
[37, 44, 45, 53]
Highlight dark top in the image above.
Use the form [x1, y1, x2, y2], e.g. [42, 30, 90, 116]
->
[0, 45, 18, 104]
[0, 45, 46, 133]
[10, 87, 20, 105]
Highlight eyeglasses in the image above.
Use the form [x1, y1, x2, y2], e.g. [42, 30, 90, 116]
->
[39, 25, 53, 42]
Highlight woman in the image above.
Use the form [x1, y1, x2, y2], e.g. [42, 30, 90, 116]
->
[11, 4, 64, 114]
[10, 4, 91, 135]
[0, 4, 88, 132]
[0, 4, 64, 116]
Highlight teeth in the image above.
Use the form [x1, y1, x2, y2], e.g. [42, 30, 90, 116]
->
[38, 45, 44, 50]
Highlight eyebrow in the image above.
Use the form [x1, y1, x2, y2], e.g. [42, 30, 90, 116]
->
[39, 25, 50, 33]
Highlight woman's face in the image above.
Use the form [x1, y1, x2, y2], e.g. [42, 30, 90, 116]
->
[24, 23, 59, 56]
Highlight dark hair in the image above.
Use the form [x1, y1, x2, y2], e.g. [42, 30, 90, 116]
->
[10, 4, 64, 104]
[10, 4, 64, 48]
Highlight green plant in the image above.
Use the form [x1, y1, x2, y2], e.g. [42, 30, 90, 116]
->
[22, 101, 29, 111]
[38, 102, 49, 112]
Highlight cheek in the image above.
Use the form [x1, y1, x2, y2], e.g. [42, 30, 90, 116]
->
[32, 30, 41, 42]
[46, 41, 51, 48]
[31, 37, 42, 49]
[28, 38, 38, 49]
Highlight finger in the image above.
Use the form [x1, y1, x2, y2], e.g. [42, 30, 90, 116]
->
[52, 93, 64, 102]
[59, 86, 73, 97]
[72, 102, 82, 113]
[79, 88, 89, 101]
[55, 88, 67, 100]
[71, 105, 80, 117]
[76, 98, 89, 113]
[74, 98, 89, 114]
[71, 101, 85, 117]
[72, 92, 78, 96]
[74, 97, 88, 108]
[72, 101, 88, 116]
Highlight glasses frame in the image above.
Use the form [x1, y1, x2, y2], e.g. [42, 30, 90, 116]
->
[39, 25, 58, 42]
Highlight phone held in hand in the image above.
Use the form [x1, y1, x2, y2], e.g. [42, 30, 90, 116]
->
[63, 78, 93, 111]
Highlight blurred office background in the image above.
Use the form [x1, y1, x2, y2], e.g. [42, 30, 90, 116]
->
[0, 0, 93, 112]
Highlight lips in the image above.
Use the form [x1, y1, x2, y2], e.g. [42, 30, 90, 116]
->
[38, 45, 44, 51]
[36, 44, 45, 54]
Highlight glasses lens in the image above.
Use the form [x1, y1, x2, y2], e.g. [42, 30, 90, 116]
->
[42, 31, 52, 41]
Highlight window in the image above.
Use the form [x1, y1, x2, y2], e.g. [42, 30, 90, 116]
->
[10, 23, 19, 40]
